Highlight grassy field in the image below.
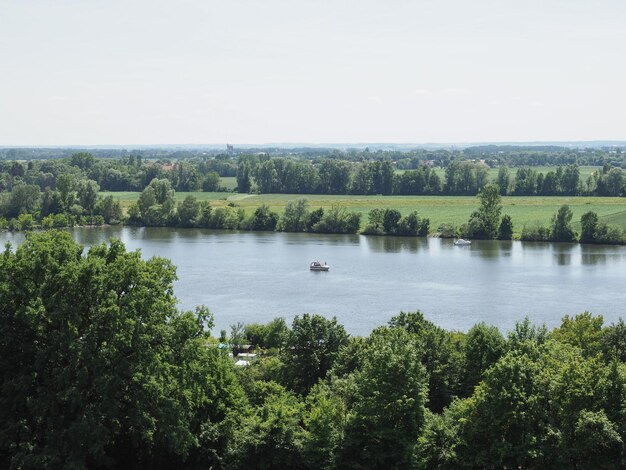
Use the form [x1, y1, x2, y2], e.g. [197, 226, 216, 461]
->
[220, 176, 237, 190]
[101, 191, 626, 235]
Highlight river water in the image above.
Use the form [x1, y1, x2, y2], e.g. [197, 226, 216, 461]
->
[2, 227, 625, 336]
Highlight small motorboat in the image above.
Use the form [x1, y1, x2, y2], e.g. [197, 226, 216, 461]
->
[454, 238, 471, 246]
[310, 261, 330, 271]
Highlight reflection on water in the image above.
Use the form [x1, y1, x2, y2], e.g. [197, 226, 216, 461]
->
[468, 240, 514, 260]
[1, 227, 625, 335]
[365, 235, 428, 253]
[580, 243, 626, 266]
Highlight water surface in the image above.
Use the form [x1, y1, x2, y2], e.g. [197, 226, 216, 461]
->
[3, 227, 625, 336]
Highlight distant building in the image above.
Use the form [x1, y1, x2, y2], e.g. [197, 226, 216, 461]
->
[226, 144, 234, 154]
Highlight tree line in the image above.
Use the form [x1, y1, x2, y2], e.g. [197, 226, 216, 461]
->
[440, 183, 626, 244]
[1, 230, 625, 469]
[3, 175, 625, 245]
[240, 158, 626, 197]
[3, 152, 626, 198]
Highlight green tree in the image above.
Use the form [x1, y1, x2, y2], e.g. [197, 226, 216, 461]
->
[389, 311, 465, 412]
[462, 322, 506, 395]
[340, 327, 428, 469]
[497, 166, 510, 195]
[383, 208, 402, 234]
[76, 179, 100, 215]
[302, 382, 347, 470]
[282, 314, 349, 395]
[279, 198, 309, 232]
[177, 195, 200, 227]
[202, 171, 221, 192]
[236, 162, 251, 193]
[497, 214, 514, 240]
[0, 231, 246, 468]
[551, 204, 576, 242]
[6, 184, 40, 218]
[95, 195, 123, 224]
[56, 173, 76, 211]
[580, 211, 599, 243]
[138, 178, 176, 226]
[226, 384, 304, 469]
[550, 311, 604, 358]
[466, 183, 502, 239]
[248, 204, 279, 231]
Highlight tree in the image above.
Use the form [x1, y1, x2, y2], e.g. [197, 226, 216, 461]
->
[462, 322, 506, 395]
[497, 166, 510, 195]
[70, 152, 96, 171]
[56, 173, 76, 211]
[497, 214, 513, 240]
[226, 385, 304, 469]
[383, 208, 402, 234]
[389, 311, 465, 412]
[138, 178, 176, 226]
[0, 231, 246, 468]
[340, 327, 428, 469]
[281, 314, 349, 395]
[580, 211, 599, 243]
[514, 167, 538, 195]
[76, 179, 100, 215]
[202, 171, 221, 192]
[550, 311, 604, 358]
[177, 195, 200, 227]
[248, 204, 279, 231]
[551, 204, 576, 242]
[279, 198, 309, 232]
[236, 162, 251, 193]
[466, 183, 502, 239]
[95, 195, 123, 224]
[6, 184, 40, 218]
[302, 383, 346, 470]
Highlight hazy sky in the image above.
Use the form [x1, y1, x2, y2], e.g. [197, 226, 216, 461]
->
[1, 0, 624, 145]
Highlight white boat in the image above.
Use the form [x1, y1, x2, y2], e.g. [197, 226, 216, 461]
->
[310, 261, 330, 271]
[454, 238, 471, 246]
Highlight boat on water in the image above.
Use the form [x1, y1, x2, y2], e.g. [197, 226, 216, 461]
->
[454, 238, 471, 246]
[310, 261, 330, 271]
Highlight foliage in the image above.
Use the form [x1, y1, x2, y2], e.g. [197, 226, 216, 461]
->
[279, 198, 310, 232]
[339, 327, 428, 469]
[550, 204, 576, 242]
[498, 214, 514, 239]
[281, 314, 349, 395]
[465, 183, 502, 239]
[520, 222, 551, 241]
[462, 322, 506, 395]
[0, 231, 246, 469]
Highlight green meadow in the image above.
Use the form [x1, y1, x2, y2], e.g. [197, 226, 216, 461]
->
[101, 191, 626, 235]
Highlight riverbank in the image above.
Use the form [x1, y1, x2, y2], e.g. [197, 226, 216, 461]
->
[101, 191, 626, 235]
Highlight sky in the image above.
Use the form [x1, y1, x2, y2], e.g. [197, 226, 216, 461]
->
[0, 0, 625, 145]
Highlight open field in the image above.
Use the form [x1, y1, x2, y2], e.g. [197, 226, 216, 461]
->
[101, 191, 626, 235]
[220, 176, 237, 190]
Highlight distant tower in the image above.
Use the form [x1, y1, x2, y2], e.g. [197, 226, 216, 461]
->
[226, 144, 234, 155]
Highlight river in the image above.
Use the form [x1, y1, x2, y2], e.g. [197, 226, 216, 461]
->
[2, 227, 625, 336]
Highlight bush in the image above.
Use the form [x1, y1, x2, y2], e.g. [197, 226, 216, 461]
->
[520, 222, 550, 241]
[498, 214, 514, 240]
[437, 224, 458, 238]
[17, 213, 34, 230]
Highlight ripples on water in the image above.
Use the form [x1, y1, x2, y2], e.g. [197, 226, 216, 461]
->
[2, 227, 625, 336]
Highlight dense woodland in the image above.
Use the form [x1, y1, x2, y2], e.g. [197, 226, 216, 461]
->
[1, 231, 625, 469]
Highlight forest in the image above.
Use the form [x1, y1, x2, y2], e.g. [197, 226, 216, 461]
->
[1, 230, 624, 469]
